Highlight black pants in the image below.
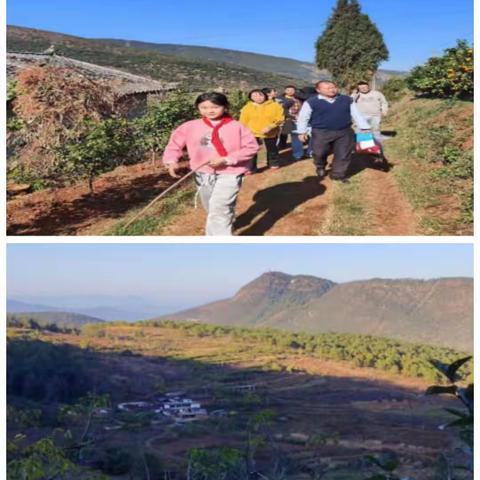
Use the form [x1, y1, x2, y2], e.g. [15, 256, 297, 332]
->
[278, 133, 289, 150]
[251, 137, 280, 170]
[311, 127, 355, 178]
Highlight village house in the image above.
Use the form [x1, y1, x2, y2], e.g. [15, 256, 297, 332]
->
[114, 393, 209, 423]
[6, 51, 178, 119]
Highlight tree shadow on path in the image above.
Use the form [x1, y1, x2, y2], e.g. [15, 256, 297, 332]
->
[235, 176, 326, 236]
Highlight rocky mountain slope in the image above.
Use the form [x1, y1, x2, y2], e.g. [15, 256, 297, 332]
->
[162, 272, 473, 352]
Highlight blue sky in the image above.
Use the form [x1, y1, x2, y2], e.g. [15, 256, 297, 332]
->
[7, 244, 473, 308]
[7, 0, 473, 71]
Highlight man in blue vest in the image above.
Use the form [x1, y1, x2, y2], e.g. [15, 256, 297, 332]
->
[297, 80, 370, 182]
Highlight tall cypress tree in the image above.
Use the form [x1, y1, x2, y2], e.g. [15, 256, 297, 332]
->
[315, 0, 389, 89]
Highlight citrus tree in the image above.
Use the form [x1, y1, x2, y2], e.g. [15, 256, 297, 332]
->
[407, 40, 473, 99]
[136, 91, 196, 165]
[60, 118, 144, 192]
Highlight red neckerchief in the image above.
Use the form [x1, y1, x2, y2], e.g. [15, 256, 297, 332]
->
[202, 116, 234, 157]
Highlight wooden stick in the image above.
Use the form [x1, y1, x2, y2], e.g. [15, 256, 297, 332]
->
[122, 146, 293, 232]
[122, 161, 210, 232]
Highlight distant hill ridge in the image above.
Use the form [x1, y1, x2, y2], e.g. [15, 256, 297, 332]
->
[162, 272, 473, 352]
[7, 25, 405, 89]
[100, 39, 406, 83]
[6, 25, 303, 90]
[7, 311, 104, 329]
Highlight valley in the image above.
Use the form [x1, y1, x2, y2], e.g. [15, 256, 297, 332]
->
[7, 321, 471, 479]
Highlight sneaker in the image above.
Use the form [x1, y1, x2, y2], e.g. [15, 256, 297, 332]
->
[316, 167, 326, 178]
[269, 166, 280, 170]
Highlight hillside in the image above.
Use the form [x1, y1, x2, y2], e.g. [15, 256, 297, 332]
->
[97, 38, 322, 82]
[101, 39, 405, 84]
[7, 299, 62, 313]
[7, 322, 469, 479]
[7, 25, 404, 88]
[162, 272, 473, 352]
[382, 95, 473, 234]
[7, 311, 104, 328]
[7, 298, 160, 322]
[7, 25, 303, 90]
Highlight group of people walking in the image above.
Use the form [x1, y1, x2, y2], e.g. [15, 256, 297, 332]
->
[162, 80, 389, 236]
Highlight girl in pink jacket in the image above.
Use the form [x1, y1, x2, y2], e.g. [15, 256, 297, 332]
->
[163, 92, 259, 236]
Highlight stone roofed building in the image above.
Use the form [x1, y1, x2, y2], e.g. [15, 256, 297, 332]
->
[7, 52, 179, 118]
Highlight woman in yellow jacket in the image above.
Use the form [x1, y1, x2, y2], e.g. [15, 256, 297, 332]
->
[239, 89, 284, 172]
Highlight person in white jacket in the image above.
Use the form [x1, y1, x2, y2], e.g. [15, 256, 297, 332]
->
[352, 81, 388, 141]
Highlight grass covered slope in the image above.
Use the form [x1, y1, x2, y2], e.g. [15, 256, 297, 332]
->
[7, 25, 300, 90]
[382, 95, 473, 235]
[97, 39, 322, 82]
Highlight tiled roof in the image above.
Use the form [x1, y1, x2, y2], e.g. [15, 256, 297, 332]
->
[7, 52, 178, 96]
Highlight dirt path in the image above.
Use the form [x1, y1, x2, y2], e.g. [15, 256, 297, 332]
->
[7, 150, 419, 236]
[161, 153, 333, 236]
[162, 151, 418, 236]
[362, 166, 417, 236]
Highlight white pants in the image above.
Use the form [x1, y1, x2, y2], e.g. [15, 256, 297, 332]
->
[194, 172, 243, 236]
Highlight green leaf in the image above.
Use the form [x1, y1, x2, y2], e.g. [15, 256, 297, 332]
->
[444, 407, 470, 419]
[446, 356, 472, 380]
[426, 385, 457, 396]
[446, 416, 473, 428]
[457, 384, 473, 412]
[365, 453, 399, 472]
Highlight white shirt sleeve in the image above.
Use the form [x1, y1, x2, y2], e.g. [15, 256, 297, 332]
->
[350, 102, 371, 130]
[380, 92, 389, 116]
[296, 101, 313, 134]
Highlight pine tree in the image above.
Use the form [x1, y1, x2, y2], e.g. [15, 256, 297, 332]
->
[315, 0, 389, 89]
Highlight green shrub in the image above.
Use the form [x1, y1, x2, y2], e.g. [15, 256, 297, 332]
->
[407, 40, 473, 99]
[187, 447, 247, 480]
[59, 118, 144, 192]
[380, 77, 407, 102]
[228, 89, 249, 119]
[8, 437, 79, 480]
[136, 91, 197, 162]
[460, 187, 474, 223]
[7, 80, 17, 102]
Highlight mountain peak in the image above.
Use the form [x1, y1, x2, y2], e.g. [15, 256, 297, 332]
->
[234, 272, 336, 305]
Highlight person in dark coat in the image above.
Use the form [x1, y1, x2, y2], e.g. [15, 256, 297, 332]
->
[296, 80, 370, 182]
[277, 85, 297, 149]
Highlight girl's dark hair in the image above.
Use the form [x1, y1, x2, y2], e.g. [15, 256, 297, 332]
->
[195, 92, 230, 108]
[262, 87, 275, 95]
[248, 89, 267, 101]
